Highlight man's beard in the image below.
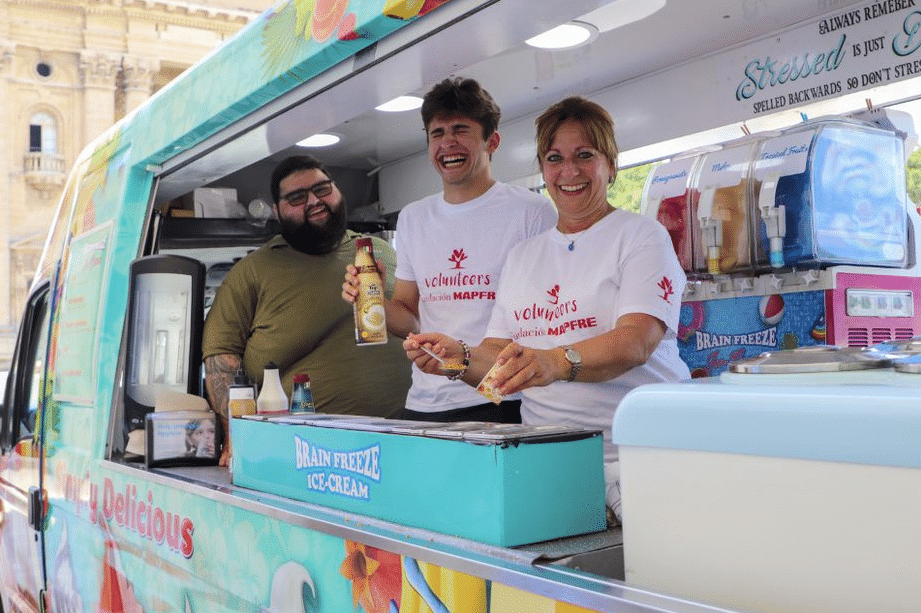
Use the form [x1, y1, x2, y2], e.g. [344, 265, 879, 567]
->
[279, 200, 347, 255]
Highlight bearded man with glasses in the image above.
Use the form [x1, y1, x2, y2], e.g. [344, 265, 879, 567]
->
[202, 155, 411, 467]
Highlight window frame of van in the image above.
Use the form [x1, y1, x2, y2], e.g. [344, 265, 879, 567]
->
[1, 281, 50, 452]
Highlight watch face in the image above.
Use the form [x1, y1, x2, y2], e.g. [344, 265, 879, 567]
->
[565, 347, 581, 364]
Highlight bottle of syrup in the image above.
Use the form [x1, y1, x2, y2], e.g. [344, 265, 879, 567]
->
[353, 237, 388, 345]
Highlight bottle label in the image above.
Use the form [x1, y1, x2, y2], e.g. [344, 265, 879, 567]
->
[355, 298, 387, 345]
[228, 387, 256, 418]
[290, 386, 316, 413]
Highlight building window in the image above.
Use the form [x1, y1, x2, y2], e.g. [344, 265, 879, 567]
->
[28, 113, 57, 154]
[24, 111, 65, 194]
[35, 62, 52, 78]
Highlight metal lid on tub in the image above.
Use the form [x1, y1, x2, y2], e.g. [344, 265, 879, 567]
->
[862, 337, 921, 374]
[241, 413, 599, 443]
[892, 354, 921, 374]
[727, 345, 890, 374]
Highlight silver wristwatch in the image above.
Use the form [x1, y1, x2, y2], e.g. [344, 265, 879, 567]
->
[562, 345, 582, 382]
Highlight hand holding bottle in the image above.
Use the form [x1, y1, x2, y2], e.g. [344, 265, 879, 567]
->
[342, 256, 388, 304]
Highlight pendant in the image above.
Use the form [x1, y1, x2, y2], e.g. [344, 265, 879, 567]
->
[568, 241, 575, 251]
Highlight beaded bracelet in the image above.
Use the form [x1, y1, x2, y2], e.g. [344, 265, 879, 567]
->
[447, 339, 470, 380]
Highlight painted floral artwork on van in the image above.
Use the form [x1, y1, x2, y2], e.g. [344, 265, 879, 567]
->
[260, 0, 452, 80]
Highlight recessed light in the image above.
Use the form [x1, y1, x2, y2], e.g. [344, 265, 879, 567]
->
[376, 95, 423, 112]
[525, 21, 597, 50]
[297, 134, 340, 147]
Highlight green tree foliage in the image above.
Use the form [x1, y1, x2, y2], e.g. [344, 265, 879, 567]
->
[908, 147, 921, 213]
[608, 162, 659, 213]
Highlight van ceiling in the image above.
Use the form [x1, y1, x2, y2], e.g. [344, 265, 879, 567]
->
[159, 0, 866, 206]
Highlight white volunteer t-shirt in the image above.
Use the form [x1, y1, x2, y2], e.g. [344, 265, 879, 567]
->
[485, 209, 690, 462]
[396, 181, 557, 412]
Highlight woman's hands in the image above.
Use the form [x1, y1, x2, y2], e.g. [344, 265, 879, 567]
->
[489, 342, 567, 395]
[404, 334, 568, 395]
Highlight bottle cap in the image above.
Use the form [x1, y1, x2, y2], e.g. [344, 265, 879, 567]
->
[292, 373, 310, 384]
[233, 367, 249, 385]
[264, 362, 278, 370]
[355, 237, 372, 249]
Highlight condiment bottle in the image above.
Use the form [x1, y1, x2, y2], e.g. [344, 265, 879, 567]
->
[257, 362, 288, 414]
[353, 237, 388, 345]
[228, 367, 257, 418]
[289, 373, 316, 413]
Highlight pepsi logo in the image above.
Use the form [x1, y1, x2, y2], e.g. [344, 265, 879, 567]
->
[759, 294, 785, 326]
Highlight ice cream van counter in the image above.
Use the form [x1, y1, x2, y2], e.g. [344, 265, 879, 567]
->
[148, 417, 752, 613]
[144, 344, 921, 613]
[156, 340, 921, 613]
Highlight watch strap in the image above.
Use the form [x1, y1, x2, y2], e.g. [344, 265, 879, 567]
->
[562, 345, 581, 382]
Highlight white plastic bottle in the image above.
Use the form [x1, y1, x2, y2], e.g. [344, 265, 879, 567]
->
[257, 362, 289, 414]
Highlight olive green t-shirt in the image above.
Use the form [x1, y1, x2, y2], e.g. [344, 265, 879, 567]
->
[202, 231, 409, 417]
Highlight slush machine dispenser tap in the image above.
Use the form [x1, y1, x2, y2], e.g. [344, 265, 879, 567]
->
[697, 186, 723, 274]
[758, 173, 787, 268]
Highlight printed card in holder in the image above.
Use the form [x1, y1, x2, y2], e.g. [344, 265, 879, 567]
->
[145, 410, 219, 467]
[476, 361, 505, 405]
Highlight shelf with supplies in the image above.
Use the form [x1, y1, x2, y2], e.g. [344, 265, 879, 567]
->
[157, 214, 281, 249]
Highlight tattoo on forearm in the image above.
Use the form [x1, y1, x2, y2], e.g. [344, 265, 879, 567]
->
[204, 354, 241, 418]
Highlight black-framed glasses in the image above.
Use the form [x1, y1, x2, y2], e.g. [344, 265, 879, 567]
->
[280, 180, 334, 206]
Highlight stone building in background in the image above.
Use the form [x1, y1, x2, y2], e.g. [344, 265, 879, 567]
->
[0, 0, 274, 365]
